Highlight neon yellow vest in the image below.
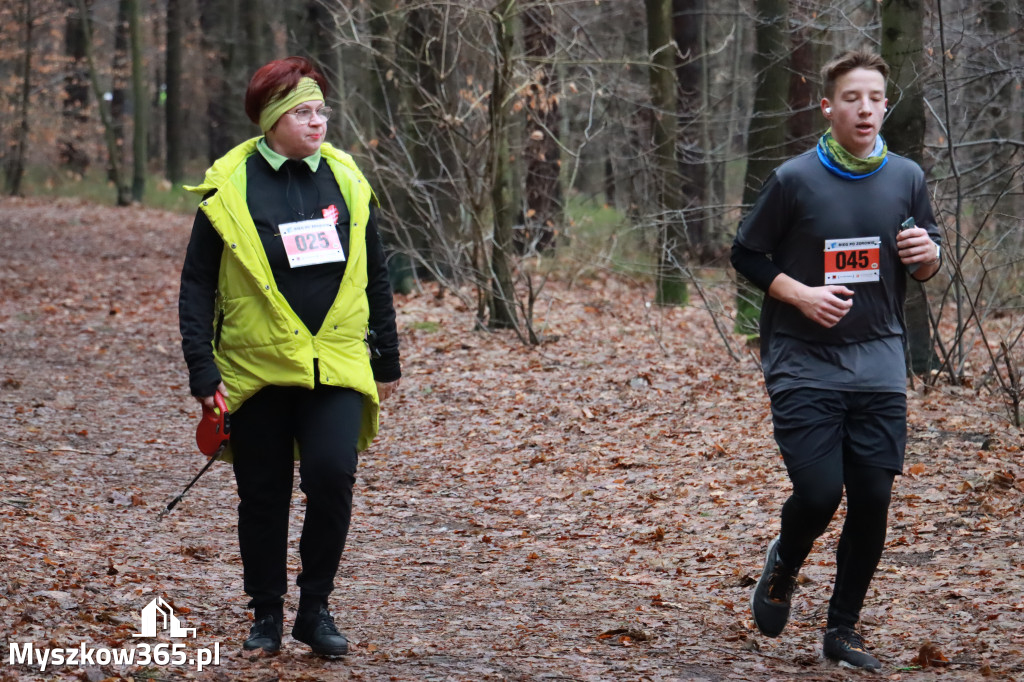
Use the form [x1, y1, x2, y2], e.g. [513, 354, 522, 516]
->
[185, 137, 380, 452]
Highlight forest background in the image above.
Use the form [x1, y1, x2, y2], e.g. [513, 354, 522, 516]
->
[1, 0, 1023, 680]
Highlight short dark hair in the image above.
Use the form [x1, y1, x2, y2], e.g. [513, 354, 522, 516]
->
[821, 50, 889, 99]
[244, 57, 329, 126]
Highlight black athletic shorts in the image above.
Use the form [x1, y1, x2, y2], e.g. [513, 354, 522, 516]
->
[770, 388, 906, 474]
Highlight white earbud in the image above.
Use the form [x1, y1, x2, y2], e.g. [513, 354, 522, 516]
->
[825, 107, 832, 114]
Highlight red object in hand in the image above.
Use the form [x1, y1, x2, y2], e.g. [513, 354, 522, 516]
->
[196, 392, 230, 457]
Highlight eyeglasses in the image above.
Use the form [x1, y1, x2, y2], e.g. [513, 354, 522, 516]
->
[287, 106, 333, 124]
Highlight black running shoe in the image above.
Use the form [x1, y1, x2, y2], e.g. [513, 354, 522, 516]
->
[243, 614, 282, 653]
[750, 537, 798, 637]
[824, 626, 881, 671]
[292, 605, 349, 657]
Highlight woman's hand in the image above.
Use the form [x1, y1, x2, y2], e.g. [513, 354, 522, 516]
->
[376, 379, 401, 402]
[196, 382, 229, 410]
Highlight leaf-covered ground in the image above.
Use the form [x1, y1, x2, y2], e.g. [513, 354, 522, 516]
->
[1, 197, 1022, 681]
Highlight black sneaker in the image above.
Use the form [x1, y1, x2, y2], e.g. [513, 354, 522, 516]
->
[292, 605, 349, 657]
[243, 614, 282, 653]
[750, 537, 798, 637]
[824, 626, 881, 670]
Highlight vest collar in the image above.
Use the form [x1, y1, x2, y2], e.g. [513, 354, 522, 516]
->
[257, 136, 321, 173]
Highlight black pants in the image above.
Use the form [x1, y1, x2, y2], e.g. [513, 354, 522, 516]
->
[771, 389, 904, 629]
[230, 383, 363, 616]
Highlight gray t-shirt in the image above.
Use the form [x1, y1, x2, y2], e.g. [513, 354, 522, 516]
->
[735, 149, 940, 396]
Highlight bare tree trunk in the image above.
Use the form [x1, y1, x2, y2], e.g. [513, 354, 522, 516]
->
[740, 0, 790, 205]
[734, 0, 789, 335]
[647, 0, 689, 305]
[165, 0, 184, 183]
[111, 0, 129, 182]
[61, 0, 91, 179]
[4, 0, 32, 196]
[365, 0, 414, 293]
[201, 0, 232, 161]
[785, 27, 816, 156]
[673, 0, 708, 262]
[978, 2, 1018, 224]
[366, 0, 396, 135]
[201, 0, 270, 160]
[882, 0, 936, 374]
[74, 0, 131, 205]
[521, 1, 563, 252]
[401, 4, 461, 267]
[286, 1, 340, 88]
[717, 0, 746, 237]
[882, 0, 925, 164]
[489, 0, 519, 330]
[129, 0, 146, 202]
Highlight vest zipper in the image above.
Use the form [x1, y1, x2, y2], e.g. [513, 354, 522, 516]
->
[214, 309, 225, 349]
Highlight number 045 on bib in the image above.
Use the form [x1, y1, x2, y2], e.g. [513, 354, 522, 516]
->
[824, 237, 881, 284]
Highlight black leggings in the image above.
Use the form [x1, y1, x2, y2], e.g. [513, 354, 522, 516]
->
[230, 383, 363, 616]
[777, 460, 895, 629]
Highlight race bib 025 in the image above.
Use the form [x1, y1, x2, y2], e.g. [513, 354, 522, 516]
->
[824, 236, 880, 284]
[279, 218, 345, 268]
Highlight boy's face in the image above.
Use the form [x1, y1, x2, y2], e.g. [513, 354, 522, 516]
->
[821, 68, 888, 158]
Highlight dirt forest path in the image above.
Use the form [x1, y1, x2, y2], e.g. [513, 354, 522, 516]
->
[1, 197, 1022, 682]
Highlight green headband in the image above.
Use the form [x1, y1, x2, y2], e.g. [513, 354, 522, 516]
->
[258, 77, 325, 132]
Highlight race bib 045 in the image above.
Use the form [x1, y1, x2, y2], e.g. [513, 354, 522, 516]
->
[824, 236, 881, 284]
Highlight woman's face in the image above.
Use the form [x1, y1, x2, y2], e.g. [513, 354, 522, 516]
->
[265, 99, 327, 160]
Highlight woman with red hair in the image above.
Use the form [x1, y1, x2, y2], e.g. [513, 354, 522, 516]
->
[178, 57, 401, 657]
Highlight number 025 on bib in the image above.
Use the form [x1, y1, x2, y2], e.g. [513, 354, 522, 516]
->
[279, 218, 346, 268]
[824, 237, 881, 284]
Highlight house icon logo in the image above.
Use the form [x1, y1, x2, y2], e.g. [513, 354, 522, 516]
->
[132, 597, 197, 638]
